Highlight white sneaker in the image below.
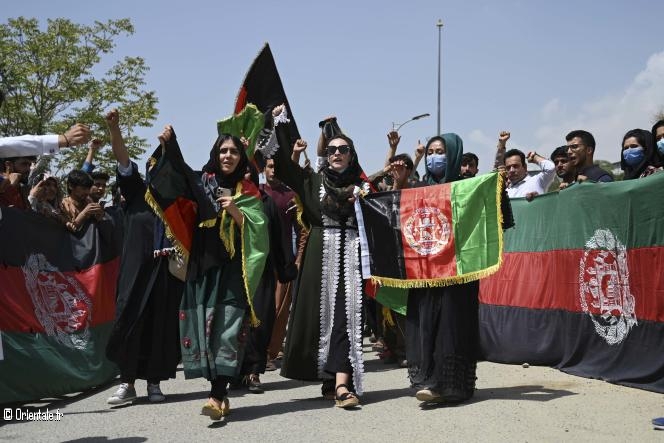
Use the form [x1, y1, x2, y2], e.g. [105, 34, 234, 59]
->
[107, 383, 137, 405]
[147, 383, 166, 403]
[415, 388, 443, 403]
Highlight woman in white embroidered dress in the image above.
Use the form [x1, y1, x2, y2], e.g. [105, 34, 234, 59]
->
[257, 105, 368, 408]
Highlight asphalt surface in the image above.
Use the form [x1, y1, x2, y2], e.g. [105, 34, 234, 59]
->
[2, 343, 663, 442]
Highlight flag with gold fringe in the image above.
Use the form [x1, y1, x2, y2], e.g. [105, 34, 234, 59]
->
[357, 172, 504, 288]
[144, 135, 268, 326]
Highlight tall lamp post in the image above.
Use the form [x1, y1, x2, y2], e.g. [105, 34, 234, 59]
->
[392, 113, 431, 132]
[436, 19, 443, 135]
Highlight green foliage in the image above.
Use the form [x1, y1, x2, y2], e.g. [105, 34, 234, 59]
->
[595, 159, 622, 181]
[0, 17, 158, 177]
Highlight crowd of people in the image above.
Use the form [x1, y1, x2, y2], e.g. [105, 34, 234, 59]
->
[2, 95, 663, 420]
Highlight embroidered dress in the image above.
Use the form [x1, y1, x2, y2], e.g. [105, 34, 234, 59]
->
[145, 136, 268, 383]
[258, 112, 367, 394]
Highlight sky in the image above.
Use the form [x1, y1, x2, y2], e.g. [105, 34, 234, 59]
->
[4, 0, 664, 177]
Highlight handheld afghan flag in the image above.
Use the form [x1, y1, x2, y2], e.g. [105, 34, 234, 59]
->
[0, 207, 120, 403]
[357, 172, 504, 288]
[145, 137, 268, 326]
[234, 43, 300, 150]
[480, 172, 664, 393]
[217, 103, 265, 160]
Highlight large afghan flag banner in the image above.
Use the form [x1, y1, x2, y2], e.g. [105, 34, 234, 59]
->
[480, 172, 664, 392]
[0, 207, 120, 403]
[357, 172, 503, 288]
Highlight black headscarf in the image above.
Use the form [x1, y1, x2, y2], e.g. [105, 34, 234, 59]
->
[321, 134, 363, 222]
[620, 129, 656, 180]
[202, 134, 249, 190]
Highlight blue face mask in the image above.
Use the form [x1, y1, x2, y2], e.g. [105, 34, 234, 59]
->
[622, 146, 644, 166]
[657, 139, 664, 156]
[426, 154, 447, 176]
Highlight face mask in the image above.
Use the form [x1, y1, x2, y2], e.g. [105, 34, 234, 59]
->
[426, 154, 447, 176]
[622, 146, 644, 166]
[657, 139, 664, 156]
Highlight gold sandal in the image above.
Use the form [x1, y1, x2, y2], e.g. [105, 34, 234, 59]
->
[201, 397, 230, 420]
[334, 384, 360, 409]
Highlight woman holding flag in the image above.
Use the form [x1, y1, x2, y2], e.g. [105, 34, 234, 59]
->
[406, 134, 481, 405]
[147, 127, 268, 420]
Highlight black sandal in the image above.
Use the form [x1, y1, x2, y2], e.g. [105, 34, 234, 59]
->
[334, 384, 360, 408]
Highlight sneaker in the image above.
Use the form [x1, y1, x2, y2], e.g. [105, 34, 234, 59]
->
[415, 388, 443, 403]
[147, 383, 166, 403]
[107, 383, 137, 405]
[652, 417, 664, 430]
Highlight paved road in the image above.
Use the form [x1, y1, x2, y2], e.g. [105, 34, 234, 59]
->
[2, 344, 662, 442]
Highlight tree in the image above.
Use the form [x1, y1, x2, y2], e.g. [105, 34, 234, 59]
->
[0, 17, 158, 176]
[595, 159, 623, 181]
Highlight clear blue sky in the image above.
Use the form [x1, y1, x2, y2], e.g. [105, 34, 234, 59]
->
[4, 0, 664, 176]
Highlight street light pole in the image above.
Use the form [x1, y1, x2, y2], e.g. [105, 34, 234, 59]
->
[436, 19, 443, 136]
[392, 113, 431, 132]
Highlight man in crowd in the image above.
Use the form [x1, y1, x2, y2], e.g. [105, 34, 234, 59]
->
[550, 146, 577, 189]
[461, 152, 479, 178]
[565, 130, 613, 183]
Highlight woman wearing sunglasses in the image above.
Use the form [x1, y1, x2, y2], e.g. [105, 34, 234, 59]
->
[257, 105, 369, 409]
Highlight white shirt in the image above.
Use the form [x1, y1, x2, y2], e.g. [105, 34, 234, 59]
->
[0, 134, 60, 158]
[507, 159, 556, 198]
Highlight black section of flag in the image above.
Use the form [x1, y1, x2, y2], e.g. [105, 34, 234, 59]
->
[479, 303, 664, 393]
[0, 206, 120, 269]
[359, 190, 406, 279]
[236, 43, 300, 144]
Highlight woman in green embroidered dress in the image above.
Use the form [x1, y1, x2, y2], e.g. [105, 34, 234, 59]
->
[150, 126, 268, 420]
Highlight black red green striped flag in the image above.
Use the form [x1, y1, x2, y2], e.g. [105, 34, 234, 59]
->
[0, 207, 120, 403]
[480, 172, 664, 392]
[358, 172, 504, 288]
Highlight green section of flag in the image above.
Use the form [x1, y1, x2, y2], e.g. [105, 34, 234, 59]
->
[375, 286, 408, 316]
[234, 190, 269, 305]
[504, 172, 664, 253]
[451, 172, 502, 276]
[217, 103, 265, 159]
[0, 322, 118, 403]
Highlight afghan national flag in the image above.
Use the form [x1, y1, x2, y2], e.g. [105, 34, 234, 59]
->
[357, 172, 504, 289]
[479, 172, 664, 393]
[145, 137, 269, 326]
[234, 43, 300, 151]
[0, 207, 120, 403]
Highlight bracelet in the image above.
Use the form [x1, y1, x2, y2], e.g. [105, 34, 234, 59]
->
[63, 134, 70, 146]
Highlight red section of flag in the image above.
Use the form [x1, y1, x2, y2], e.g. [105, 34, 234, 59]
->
[235, 86, 247, 114]
[399, 185, 457, 280]
[364, 279, 378, 299]
[240, 179, 261, 199]
[0, 258, 119, 333]
[480, 247, 664, 322]
[164, 197, 197, 254]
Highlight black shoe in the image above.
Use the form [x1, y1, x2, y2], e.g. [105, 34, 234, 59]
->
[245, 374, 264, 394]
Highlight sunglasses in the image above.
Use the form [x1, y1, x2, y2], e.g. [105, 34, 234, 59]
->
[326, 145, 350, 156]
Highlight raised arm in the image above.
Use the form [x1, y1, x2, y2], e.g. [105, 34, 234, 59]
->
[105, 109, 130, 168]
[494, 131, 510, 170]
[384, 131, 400, 167]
